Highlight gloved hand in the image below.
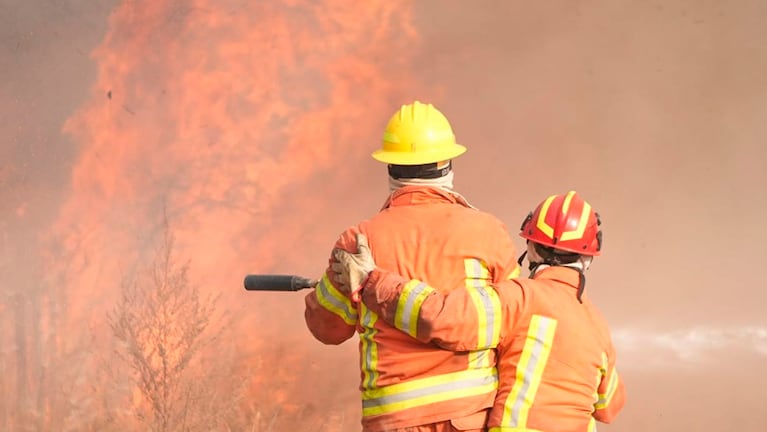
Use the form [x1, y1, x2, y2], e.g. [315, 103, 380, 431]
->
[330, 233, 376, 302]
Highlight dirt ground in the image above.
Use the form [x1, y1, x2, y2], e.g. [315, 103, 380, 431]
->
[2, 0, 766, 430]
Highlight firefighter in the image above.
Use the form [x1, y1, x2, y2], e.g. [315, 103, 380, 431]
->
[332, 191, 626, 432]
[303, 101, 521, 432]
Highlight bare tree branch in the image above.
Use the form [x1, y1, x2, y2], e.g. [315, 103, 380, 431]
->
[107, 214, 240, 432]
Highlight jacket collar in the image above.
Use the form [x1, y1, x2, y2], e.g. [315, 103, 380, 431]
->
[380, 185, 475, 211]
[532, 266, 583, 291]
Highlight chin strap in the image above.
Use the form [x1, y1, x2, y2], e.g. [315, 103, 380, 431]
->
[517, 250, 547, 277]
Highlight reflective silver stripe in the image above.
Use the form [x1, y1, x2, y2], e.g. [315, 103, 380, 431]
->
[596, 369, 619, 408]
[471, 348, 489, 365]
[469, 258, 484, 279]
[316, 274, 357, 324]
[396, 281, 429, 337]
[464, 258, 500, 352]
[362, 371, 498, 409]
[476, 284, 497, 347]
[360, 302, 379, 389]
[508, 315, 558, 426]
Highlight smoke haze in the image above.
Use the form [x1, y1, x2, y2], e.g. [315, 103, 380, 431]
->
[2, 0, 765, 430]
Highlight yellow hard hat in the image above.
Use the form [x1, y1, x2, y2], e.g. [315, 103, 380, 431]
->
[372, 101, 467, 165]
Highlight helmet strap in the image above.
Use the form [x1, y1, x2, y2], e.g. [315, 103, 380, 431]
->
[575, 270, 586, 304]
[518, 248, 546, 277]
[388, 161, 452, 179]
[516, 250, 527, 268]
[388, 170, 454, 193]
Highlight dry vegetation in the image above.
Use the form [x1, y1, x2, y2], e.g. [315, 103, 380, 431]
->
[107, 219, 244, 431]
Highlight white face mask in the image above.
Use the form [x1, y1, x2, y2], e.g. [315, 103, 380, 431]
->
[572, 255, 593, 271]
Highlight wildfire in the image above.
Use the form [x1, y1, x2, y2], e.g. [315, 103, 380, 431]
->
[52, 0, 418, 320]
[45, 0, 421, 428]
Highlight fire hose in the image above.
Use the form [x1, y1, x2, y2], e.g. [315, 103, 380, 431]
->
[243, 274, 317, 292]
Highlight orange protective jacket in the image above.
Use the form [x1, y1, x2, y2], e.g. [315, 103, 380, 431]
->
[304, 186, 520, 432]
[360, 265, 626, 432]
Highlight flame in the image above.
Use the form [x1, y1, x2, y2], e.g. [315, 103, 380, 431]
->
[46, 0, 420, 427]
[51, 0, 418, 317]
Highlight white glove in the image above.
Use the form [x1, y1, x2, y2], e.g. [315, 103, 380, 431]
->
[331, 233, 376, 302]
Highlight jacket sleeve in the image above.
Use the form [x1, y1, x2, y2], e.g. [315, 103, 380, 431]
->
[360, 268, 504, 352]
[303, 231, 360, 345]
[592, 342, 627, 423]
[490, 282, 530, 428]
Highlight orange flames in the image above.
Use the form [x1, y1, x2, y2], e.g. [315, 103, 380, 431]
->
[46, 0, 420, 427]
[53, 0, 418, 316]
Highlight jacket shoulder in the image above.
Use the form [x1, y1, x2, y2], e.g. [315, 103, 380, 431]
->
[494, 279, 531, 311]
[452, 206, 514, 235]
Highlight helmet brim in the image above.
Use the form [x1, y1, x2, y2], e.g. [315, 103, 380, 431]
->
[371, 144, 467, 165]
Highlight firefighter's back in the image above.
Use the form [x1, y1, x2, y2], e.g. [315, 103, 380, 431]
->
[492, 267, 620, 432]
[356, 186, 518, 432]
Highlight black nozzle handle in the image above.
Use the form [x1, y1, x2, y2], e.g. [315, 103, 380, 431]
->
[243, 274, 317, 292]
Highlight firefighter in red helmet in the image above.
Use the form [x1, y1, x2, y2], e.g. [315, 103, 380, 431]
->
[517, 190, 603, 302]
[333, 191, 626, 432]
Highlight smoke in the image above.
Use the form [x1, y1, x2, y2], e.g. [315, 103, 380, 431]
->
[48, 0, 420, 331]
[4, 0, 767, 430]
[2, 0, 421, 428]
[613, 325, 767, 369]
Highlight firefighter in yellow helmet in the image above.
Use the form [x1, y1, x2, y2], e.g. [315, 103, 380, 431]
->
[373, 100, 466, 191]
[304, 101, 521, 432]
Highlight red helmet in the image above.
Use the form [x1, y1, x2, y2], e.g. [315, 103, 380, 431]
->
[519, 191, 602, 256]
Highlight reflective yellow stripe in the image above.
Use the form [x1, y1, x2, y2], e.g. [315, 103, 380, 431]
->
[362, 367, 498, 416]
[591, 353, 607, 410]
[535, 195, 558, 239]
[587, 416, 597, 432]
[500, 315, 558, 428]
[507, 265, 521, 279]
[359, 302, 380, 390]
[464, 259, 502, 369]
[595, 368, 620, 409]
[464, 257, 491, 280]
[561, 190, 576, 214]
[394, 280, 434, 338]
[560, 201, 592, 242]
[489, 428, 544, 432]
[316, 273, 358, 325]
